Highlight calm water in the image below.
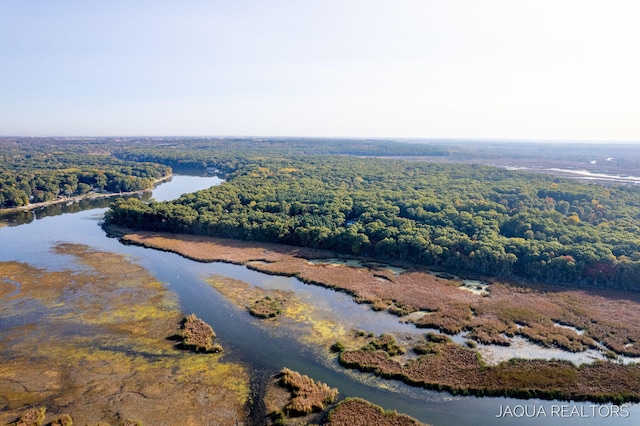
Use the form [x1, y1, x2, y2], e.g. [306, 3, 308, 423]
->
[1, 174, 638, 426]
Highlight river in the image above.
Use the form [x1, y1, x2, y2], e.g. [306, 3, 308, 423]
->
[0, 174, 638, 426]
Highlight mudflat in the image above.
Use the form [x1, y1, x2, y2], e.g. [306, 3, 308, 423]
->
[0, 244, 248, 426]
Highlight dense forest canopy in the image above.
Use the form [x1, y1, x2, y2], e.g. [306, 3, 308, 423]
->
[3, 137, 640, 290]
[105, 141, 640, 290]
[0, 138, 171, 207]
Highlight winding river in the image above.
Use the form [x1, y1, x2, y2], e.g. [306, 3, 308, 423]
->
[1, 174, 638, 426]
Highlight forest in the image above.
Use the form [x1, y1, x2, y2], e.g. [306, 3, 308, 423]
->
[105, 144, 640, 290]
[4, 137, 640, 290]
[0, 138, 171, 207]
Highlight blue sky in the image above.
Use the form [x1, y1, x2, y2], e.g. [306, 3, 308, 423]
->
[1, 0, 639, 141]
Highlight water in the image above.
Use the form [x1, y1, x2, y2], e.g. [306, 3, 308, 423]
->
[151, 174, 224, 202]
[1, 174, 639, 426]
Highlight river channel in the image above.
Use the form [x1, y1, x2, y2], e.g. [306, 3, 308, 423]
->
[1, 174, 638, 426]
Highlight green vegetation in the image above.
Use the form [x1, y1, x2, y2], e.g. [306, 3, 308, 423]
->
[5, 137, 640, 290]
[105, 151, 640, 290]
[362, 334, 406, 356]
[0, 138, 170, 208]
[249, 295, 283, 318]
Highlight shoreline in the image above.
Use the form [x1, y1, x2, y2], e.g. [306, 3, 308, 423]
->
[114, 229, 640, 403]
[0, 173, 173, 214]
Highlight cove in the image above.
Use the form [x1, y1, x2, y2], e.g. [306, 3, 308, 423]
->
[1, 174, 638, 426]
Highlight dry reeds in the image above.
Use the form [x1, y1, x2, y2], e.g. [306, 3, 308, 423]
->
[176, 314, 222, 353]
[279, 368, 338, 415]
[328, 398, 424, 426]
[248, 296, 283, 318]
[11, 407, 46, 426]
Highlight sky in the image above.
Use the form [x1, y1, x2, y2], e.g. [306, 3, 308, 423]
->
[1, 0, 639, 141]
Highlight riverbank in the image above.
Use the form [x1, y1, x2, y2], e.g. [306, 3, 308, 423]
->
[117, 230, 640, 402]
[0, 173, 173, 214]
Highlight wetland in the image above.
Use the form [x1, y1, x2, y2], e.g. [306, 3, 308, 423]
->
[2, 174, 640, 425]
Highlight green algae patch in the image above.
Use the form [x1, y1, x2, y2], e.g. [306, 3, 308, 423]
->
[0, 245, 249, 426]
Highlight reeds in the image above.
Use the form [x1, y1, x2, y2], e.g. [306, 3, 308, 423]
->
[10, 407, 46, 426]
[176, 314, 222, 353]
[248, 296, 283, 318]
[279, 368, 338, 415]
[328, 398, 424, 426]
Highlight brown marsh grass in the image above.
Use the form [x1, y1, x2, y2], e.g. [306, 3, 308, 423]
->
[327, 398, 425, 426]
[176, 313, 222, 353]
[249, 296, 284, 318]
[279, 368, 338, 415]
[123, 231, 640, 358]
[263, 370, 423, 426]
[339, 338, 640, 402]
[121, 231, 640, 401]
[9, 407, 46, 426]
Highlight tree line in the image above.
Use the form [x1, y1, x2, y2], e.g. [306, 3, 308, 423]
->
[105, 153, 640, 290]
[0, 138, 170, 207]
[5, 137, 640, 290]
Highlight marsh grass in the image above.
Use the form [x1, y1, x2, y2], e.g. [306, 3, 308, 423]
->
[249, 296, 283, 318]
[0, 246, 248, 425]
[340, 336, 640, 402]
[123, 232, 640, 401]
[363, 334, 405, 356]
[327, 398, 424, 426]
[279, 368, 338, 415]
[176, 314, 222, 353]
[10, 407, 46, 426]
[264, 370, 423, 425]
[48, 414, 73, 426]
